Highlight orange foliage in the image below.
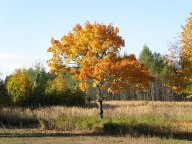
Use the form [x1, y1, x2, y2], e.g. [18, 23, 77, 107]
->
[48, 22, 153, 98]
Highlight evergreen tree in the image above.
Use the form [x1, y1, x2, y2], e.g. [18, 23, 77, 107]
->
[26, 63, 51, 105]
[139, 45, 174, 101]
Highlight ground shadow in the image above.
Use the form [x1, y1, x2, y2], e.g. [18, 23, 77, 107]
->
[103, 122, 192, 141]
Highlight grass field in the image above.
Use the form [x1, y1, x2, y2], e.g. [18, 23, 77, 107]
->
[0, 128, 189, 144]
[0, 135, 190, 144]
[0, 101, 192, 143]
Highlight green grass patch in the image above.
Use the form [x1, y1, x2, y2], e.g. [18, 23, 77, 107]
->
[40, 115, 106, 132]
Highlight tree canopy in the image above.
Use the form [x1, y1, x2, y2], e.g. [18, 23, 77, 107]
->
[48, 22, 153, 99]
[6, 69, 31, 105]
[168, 14, 192, 96]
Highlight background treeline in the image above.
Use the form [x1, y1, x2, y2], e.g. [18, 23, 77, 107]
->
[86, 45, 183, 101]
[0, 63, 86, 106]
[0, 46, 185, 106]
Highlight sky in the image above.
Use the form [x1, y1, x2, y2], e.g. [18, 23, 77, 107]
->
[0, 0, 192, 78]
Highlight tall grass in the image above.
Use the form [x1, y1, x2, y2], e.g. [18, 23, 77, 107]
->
[0, 101, 192, 136]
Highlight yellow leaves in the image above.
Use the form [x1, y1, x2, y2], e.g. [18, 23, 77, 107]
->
[73, 24, 82, 32]
[45, 74, 67, 96]
[167, 14, 192, 95]
[78, 82, 88, 92]
[6, 69, 31, 104]
[53, 75, 67, 92]
[181, 14, 192, 64]
[93, 80, 99, 87]
[178, 15, 192, 94]
[172, 86, 179, 91]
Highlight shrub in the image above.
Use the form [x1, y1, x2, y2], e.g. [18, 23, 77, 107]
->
[64, 89, 86, 106]
[45, 74, 86, 106]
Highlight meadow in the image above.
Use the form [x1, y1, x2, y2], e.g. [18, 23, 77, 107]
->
[0, 101, 191, 143]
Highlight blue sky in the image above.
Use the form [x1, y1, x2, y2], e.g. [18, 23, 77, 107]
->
[0, 0, 192, 78]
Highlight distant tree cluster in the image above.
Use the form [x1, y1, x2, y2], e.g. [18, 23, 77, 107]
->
[0, 63, 85, 106]
[138, 46, 176, 101]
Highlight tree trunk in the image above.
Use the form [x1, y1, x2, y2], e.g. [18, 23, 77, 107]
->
[98, 98, 103, 118]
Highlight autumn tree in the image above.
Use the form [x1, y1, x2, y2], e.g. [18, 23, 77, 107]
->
[180, 14, 192, 96]
[168, 14, 192, 97]
[48, 22, 153, 118]
[6, 69, 31, 105]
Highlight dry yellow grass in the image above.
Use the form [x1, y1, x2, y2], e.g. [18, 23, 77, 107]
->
[0, 101, 191, 144]
[0, 101, 192, 133]
[103, 101, 192, 119]
[1, 101, 192, 118]
[18, 101, 192, 119]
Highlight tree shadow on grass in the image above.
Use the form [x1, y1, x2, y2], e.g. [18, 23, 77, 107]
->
[103, 121, 192, 141]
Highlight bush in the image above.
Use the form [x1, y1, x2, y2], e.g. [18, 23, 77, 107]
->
[44, 89, 86, 106]
[45, 74, 86, 106]
[64, 89, 86, 106]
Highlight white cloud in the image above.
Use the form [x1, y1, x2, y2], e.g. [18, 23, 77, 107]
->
[0, 52, 48, 79]
[0, 52, 37, 60]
